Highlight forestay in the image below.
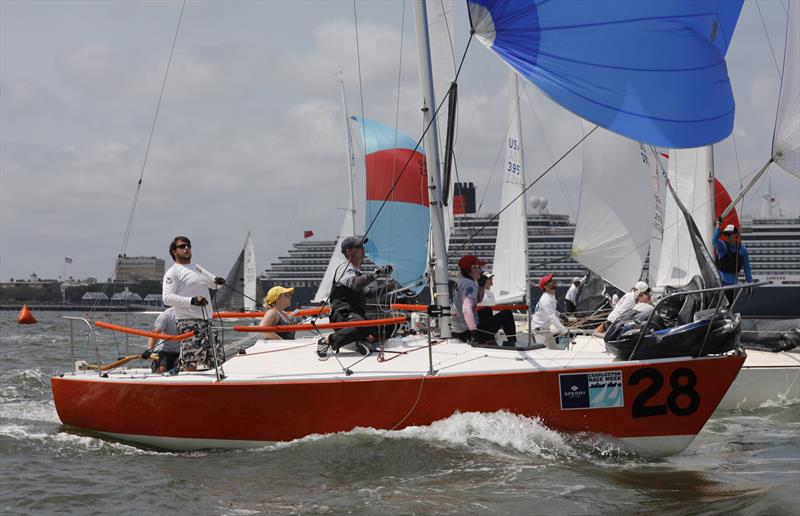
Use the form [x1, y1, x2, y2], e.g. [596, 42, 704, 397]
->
[772, 0, 799, 178]
[571, 128, 654, 291]
[492, 72, 528, 303]
[353, 116, 430, 291]
[466, 0, 743, 148]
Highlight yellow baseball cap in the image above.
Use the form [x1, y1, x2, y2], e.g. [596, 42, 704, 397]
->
[265, 286, 294, 305]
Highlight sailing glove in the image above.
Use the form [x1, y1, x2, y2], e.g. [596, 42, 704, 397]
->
[141, 349, 152, 360]
[191, 296, 208, 306]
[214, 277, 225, 285]
[375, 265, 394, 277]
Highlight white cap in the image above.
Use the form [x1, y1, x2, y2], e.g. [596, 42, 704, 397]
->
[722, 224, 737, 234]
[634, 281, 649, 295]
[572, 277, 581, 284]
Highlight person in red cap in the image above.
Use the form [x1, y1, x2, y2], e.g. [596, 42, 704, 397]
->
[451, 255, 516, 345]
[531, 274, 566, 335]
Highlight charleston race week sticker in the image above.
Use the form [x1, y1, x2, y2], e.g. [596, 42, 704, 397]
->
[559, 371, 624, 410]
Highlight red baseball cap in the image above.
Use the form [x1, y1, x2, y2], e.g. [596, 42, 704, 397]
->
[538, 274, 555, 290]
[458, 255, 485, 271]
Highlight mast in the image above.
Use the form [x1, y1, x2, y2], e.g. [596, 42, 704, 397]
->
[339, 75, 357, 236]
[413, 0, 451, 337]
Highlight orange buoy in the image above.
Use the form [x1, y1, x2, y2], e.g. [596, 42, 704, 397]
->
[17, 304, 37, 324]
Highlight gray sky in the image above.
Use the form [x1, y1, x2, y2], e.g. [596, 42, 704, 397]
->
[1, 0, 798, 282]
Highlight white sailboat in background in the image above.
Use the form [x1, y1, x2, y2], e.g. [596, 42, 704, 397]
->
[311, 78, 358, 304]
[215, 231, 259, 311]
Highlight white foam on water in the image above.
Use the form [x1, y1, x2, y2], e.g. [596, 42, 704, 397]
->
[1, 400, 60, 423]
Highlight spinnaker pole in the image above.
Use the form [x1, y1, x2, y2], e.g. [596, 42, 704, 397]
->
[413, 0, 451, 338]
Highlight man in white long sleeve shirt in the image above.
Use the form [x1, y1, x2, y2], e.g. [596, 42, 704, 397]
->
[598, 281, 649, 333]
[162, 236, 225, 371]
[531, 274, 566, 334]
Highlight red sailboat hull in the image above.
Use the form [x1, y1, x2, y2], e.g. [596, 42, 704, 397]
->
[51, 353, 744, 455]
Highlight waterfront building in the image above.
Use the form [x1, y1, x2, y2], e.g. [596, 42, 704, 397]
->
[113, 255, 165, 282]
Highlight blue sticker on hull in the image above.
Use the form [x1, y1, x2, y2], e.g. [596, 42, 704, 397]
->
[560, 371, 624, 410]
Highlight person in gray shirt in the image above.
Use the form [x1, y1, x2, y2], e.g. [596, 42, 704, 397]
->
[142, 307, 180, 373]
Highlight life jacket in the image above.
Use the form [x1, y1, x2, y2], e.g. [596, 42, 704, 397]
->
[716, 244, 744, 274]
[330, 269, 367, 317]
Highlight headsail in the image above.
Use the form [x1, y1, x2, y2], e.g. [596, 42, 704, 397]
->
[772, 0, 799, 178]
[492, 72, 529, 303]
[654, 147, 715, 288]
[352, 116, 430, 291]
[467, 0, 744, 148]
[571, 128, 654, 291]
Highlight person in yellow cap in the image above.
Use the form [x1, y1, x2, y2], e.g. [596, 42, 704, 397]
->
[258, 286, 297, 340]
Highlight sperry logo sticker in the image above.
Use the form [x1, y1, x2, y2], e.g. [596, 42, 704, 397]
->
[559, 371, 624, 410]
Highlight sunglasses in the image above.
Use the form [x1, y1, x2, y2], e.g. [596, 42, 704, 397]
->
[176, 243, 191, 249]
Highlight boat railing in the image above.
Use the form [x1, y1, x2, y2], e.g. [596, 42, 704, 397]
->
[628, 281, 770, 361]
[62, 316, 100, 372]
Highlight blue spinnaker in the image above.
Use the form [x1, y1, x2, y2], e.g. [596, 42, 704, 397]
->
[467, 0, 744, 148]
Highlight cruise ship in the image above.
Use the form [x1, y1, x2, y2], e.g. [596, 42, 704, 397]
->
[263, 201, 799, 317]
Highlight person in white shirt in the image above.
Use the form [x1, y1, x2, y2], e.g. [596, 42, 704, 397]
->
[631, 287, 655, 317]
[142, 307, 179, 373]
[598, 281, 649, 333]
[564, 276, 581, 314]
[531, 274, 567, 335]
[162, 236, 225, 372]
[477, 272, 497, 307]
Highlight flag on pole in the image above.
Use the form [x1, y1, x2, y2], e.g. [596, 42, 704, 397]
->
[303, 230, 314, 239]
[64, 257, 73, 264]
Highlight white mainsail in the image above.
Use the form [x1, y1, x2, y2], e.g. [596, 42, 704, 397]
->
[571, 128, 655, 291]
[491, 72, 529, 303]
[654, 146, 714, 288]
[772, 0, 799, 178]
[312, 79, 357, 304]
[243, 231, 257, 311]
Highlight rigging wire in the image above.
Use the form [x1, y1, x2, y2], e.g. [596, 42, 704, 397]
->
[91, 0, 186, 314]
[755, 0, 782, 78]
[453, 126, 599, 255]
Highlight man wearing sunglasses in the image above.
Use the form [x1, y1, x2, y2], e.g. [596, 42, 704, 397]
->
[162, 236, 226, 372]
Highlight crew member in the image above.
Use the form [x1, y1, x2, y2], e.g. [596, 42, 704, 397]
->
[316, 237, 390, 360]
[451, 255, 516, 346]
[564, 276, 581, 314]
[713, 222, 753, 305]
[531, 274, 567, 335]
[162, 236, 225, 371]
[477, 272, 496, 307]
[142, 306, 179, 373]
[258, 286, 297, 340]
[597, 281, 649, 333]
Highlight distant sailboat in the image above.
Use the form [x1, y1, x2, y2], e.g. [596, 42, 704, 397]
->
[214, 231, 260, 312]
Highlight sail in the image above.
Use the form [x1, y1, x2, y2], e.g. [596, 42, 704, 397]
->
[571, 129, 654, 291]
[654, 147, 715, 287]
[243, 232, 257, 311]
[772, 0, 799, 178]
[647, 152, 665, 284]
[352, 116, 430, 290]
[312, 80, 357, 304]
[492, 72, 528, 303]
[713, 178, 739, 231]
[467, 0, 743, 148]
[215, 232, 261, 311]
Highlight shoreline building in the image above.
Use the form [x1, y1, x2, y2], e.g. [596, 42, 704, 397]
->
[113, 255, 165, 282]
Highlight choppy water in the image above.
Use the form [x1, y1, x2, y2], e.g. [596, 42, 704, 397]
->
[1, 311, 798, 515]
